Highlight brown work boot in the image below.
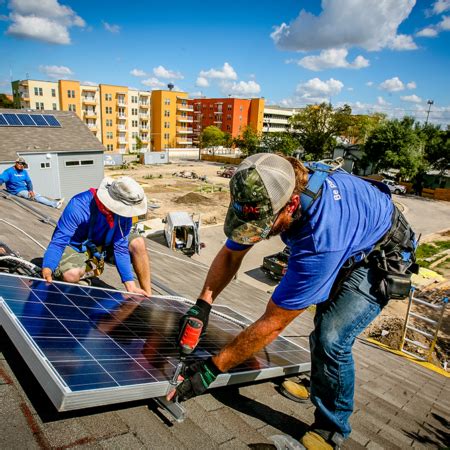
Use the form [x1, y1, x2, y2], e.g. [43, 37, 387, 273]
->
[280, 379, 310, 403]
[300, 430, 344, 450]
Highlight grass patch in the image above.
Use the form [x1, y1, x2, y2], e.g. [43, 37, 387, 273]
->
[416, 240, 450, 268]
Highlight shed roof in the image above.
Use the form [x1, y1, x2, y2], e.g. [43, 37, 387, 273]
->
[0, 108, 105, 162]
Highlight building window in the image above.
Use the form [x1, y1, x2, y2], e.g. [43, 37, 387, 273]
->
[164, 122, 170, 129]
[105, 119, 112, 126]
[106, 106, 112, 114]
[164, 133, 170, 139]
[68, 104, 76, 112]
[239, 115, 242, 121]
[40, 162, 51, 169]
[65, 161, 80, 167]
[240, 105, 243, 111]
[106, 131, 113, 139]
[164, 98, 170, 105]
[105, 93, 112, 101]
[164, 110, 170, 117]
[65, 160, 94, 167]
[81, 160, 94, 165]
[51, 89, 56, 97]
[35, 102, 44, 110]
[226, 125, 231, 131]
[132, 120, 138, 127]
[67, 90, 75, 98]
[34, 87, 43, 96]
[52, 103, 57, 110]
[131, 96, 138, 103]
[227, 114, 231, 120]
[106, 144, 113, 151]
[227, 104, 232, 110]
[132, 131, 138, 138]
[132, 144, 137, 151]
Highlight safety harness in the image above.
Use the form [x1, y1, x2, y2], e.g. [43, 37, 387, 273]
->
[299, 159, 418, 300]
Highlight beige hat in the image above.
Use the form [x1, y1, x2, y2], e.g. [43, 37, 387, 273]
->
[97, 176, 147, 217]
[15, 156, 27, 164]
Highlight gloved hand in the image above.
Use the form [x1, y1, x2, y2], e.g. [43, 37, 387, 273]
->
[178, 298, 212, 343]
[174, 357, 222, 401]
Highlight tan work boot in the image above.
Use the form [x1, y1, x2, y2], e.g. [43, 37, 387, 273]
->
[300, 430, 344, 450]
[280, 379, 310, 403]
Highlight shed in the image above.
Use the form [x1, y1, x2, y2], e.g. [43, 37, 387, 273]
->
[0, 108, 104, 200]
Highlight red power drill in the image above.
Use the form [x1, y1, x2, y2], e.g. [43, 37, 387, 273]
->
[170, 317, 203, 386]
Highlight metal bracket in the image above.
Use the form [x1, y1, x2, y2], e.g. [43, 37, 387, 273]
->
[154, 396, 186, 423]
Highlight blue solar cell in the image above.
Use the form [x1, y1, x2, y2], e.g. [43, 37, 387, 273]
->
[4, 113, 21, 126]
[17, 114, 36, 126]
[42, 114, 61, 127]
[0, 115, 8, 126]
[31, 114, 48, 126]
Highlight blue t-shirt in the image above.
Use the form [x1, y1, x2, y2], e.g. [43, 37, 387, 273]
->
[0, 166, 33, 194]
[226, 172, 393, 310]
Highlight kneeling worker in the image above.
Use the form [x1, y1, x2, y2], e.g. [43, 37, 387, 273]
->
[172, 153, 416, 449]
[42, 176, 151, 296]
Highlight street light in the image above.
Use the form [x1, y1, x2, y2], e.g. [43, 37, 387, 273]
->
[425, 99, 434, 125]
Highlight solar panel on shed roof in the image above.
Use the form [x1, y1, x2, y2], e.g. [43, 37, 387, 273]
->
[3, 113, 21, 126]
[0, 115, 7, 126]
[42, 114, 61, 127]
[31, 114, 48, 126]
[0, 273, 310, 411]
[17, 114, 37, 126]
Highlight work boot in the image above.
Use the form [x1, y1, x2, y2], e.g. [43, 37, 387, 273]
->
[280, 379, 310, 403]
[300, 430, 344, 450]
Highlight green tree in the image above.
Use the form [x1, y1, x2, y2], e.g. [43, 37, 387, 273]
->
[345, 113, 385, 144]
[260, 132, 300, 155]
[234, 126, 261, 156]
[0, 94, 14, 108]
[135, 136, 144, 153]
[363, 117, 423, 179]
[223, 132, 233, 148]
[200, 126, 225, 148]
[417, 124, 450, 174]
[289, 103, 353, 160]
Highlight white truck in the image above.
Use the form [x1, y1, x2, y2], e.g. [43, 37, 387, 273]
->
[381, 179, 407, 195]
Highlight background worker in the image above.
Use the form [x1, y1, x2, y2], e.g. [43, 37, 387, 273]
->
[0, 156, 64, 208]
[172, 153, 416, 449]
[42, 176, 151, 296]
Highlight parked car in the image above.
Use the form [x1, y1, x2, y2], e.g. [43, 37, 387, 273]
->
[381, 179, 407, 195]
[217, 166, 237, 178]
[261, 246, 290, 281]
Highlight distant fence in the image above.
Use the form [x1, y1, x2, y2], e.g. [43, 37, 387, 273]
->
[423, 188, 450, 201]
[201, 154, 244, 165]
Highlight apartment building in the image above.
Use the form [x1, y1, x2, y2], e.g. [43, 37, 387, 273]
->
[150, 89, 192, 151]
[263, 105, 302, 134]
[11, 79, 151, 153]
[189, 97, 264, 145]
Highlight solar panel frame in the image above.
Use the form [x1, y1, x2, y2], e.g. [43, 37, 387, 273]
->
[31, 114, 49, 127]
[0, 273, 310, 412]
[42, 114, 61, 127]
[0, 114, 8, 126]
[3, 113, 22, 126]
[17, 114, 37, 126]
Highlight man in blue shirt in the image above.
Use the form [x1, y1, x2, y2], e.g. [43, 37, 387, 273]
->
[42, 176, 151, 297]
[0, 157, 64, 208]
[170, 153, 416, 449]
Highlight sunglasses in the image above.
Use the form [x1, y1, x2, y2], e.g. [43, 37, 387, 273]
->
[16, 162, 25, 166]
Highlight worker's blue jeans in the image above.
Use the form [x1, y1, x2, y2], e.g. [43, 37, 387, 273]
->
[309, 264, 388, 439]
[16, 190, 58, 208]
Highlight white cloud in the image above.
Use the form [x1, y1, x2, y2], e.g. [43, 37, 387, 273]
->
[297, 48, 369, 71]
[6, 0, 85, 44]
[406, 81, 416, 89]
[400, 94, 422, 103]
[366, 81, 374, 87]
[440, 15, 450, 29]
[196, 76, 209, 88]
[199, 62, 237, 80]
[153, 65, 184, 80]
[82, 80, 98, 86]
[220, 80, 261, 97]
[347, 87, 354, 91]
[295, 77, 344, 102]
[377, 96, 390, 105]
[416, 27, 438, 37]
[141, 77, 165, 89]
[271, 0, 416, 52]
[103, 21, 120, 33]
[430, 0, 450, 15]
[379, 76, 405, 92]
[189, 91, 204, 97]
[39, 64, 73, 79]
[130, 69, 147, 77]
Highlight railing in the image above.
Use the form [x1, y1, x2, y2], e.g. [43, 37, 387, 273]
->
[177, 116, 193, 122]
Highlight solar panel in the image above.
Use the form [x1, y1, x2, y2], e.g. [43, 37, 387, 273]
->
[0, 115, 7, 126]
[42, 114, 61, 127]
[31, 114, 48, 126]
[4, 113, 21, 126]
[17, 114, 37, 126]
[0, 273, 310, 411]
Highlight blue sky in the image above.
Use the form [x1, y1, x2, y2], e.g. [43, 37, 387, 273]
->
[0, 0, 449, 125]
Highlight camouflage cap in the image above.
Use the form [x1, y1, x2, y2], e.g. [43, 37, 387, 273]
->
[224, 153, 295, 245]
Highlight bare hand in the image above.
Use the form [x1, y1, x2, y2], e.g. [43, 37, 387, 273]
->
[124, 281, 150, 297]
[42, 267, 53, 282]
[28, 191, 35, 198]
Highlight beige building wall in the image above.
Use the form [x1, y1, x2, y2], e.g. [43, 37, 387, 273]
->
[80, 84, 102, 141]
[12, 80, 60, 111]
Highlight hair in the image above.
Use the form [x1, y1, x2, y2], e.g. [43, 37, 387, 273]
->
[285, 156, 308, 196]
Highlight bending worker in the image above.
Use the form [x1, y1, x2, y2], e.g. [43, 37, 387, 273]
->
[172, 153, 416, 449]
[0, 156, 64, 208]
[42, 176, 151, 297]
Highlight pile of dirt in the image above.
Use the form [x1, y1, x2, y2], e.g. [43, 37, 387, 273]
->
[366, 317, 405, 349]
[175, 192, 210, 205]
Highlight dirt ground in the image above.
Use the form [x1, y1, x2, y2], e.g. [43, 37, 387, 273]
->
[105, 160, 233, 225]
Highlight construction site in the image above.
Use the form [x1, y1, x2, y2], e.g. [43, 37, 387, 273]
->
[0, 153, 449, 449]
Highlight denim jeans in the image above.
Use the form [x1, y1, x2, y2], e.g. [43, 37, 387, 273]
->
[16, 190, 58, 208]
[309, 264, 388, 438]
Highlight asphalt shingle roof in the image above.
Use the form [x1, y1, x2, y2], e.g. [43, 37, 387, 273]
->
[0, 108, 105, 162]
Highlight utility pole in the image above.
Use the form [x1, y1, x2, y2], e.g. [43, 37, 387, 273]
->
[425, 99, 434, 125]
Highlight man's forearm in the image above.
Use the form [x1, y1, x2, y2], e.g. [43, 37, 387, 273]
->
[199, 245, 251, 304]
[212, 300, 304, 372]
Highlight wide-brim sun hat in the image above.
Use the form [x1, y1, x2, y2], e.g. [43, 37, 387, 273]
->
[97, 176, 147, 217]
[15, 156, 27, 164]
[224, 153, 295, 245]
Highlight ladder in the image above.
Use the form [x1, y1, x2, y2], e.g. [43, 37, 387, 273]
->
[400, 287, 448, 362]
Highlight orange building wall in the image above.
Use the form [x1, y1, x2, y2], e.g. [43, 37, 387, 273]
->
[58, 80, 81, 118]
[249, 98, 265, 134]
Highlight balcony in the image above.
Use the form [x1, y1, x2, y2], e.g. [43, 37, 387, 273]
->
[84, 110, 97, 118]
[140, 136, 149, 142]
[118, 137, 127, 144]
[139, 125, 149, 130]
[139, 113, 149, 119]
[139, 102, 149, 108]
[177, 104, 194, 112]
[83, 97, 96, 105]
[177, 116, 193, 123]
[177, 138, 193, 145]
[117, 113, 127, 119]
[117, 101, 127, 107]
[215, 110, 223, 114]
[117, 125, 126, 131]
[214, 119, 223, 124]
[177, 127, 193, 134]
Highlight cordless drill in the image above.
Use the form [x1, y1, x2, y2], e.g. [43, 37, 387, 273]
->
[170, 317, 203, 386]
